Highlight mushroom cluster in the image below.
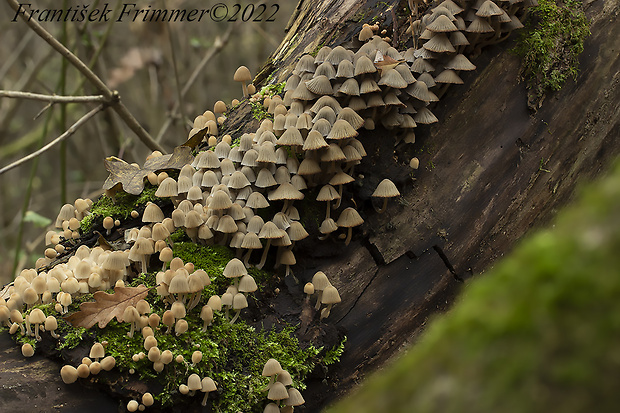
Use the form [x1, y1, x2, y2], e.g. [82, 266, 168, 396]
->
[262, 358, 306, 412]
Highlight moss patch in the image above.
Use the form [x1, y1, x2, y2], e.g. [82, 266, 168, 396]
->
[80, 184, 161, 232]
[513, 0, 590, 107]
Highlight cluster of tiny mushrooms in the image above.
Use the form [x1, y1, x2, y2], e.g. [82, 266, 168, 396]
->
[0, 1, 533, 410]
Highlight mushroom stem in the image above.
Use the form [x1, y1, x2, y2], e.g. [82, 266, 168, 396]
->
[315, 291, 324, 311]
[321, 304, 333, 320]
[34, 324, 41, 341]
[201, 392, 210, 407]
[230, 309, 241, 324]
[256, 239, 272, 269]
[374, 198, 389, 214]
[140, 256, 148, 274]
[281, 199, 290, 213]
[325, 201, 331, 220]
[241, 82, 248, 98]
[334, 185, 343, 209]
[243, 249, 253, 267]
[344, 227, 353, 246]
[50, 330, 60, 339]
[225, 307, 230, 322]
[25, 317, 32, 337]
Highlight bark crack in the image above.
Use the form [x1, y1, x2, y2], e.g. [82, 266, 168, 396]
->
[432, 245, 465, 282]
[336, 267, 380, 324]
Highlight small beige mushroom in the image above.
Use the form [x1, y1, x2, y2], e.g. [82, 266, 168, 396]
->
[234, 66, 252, 97]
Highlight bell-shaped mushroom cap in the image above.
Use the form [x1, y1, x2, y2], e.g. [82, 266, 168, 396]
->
[280, 249, 296, 266]
[90, 342, 105, 360]
[414, 107, 439, 124]
[217, 215, 238, 234]
[285, 388, 306, 406]
[305, 75, 333, 95]
[268, 183, 304, 202]
[320, 218, 338, 234]
[314, 61, 337, 79]
[330, 171, 355, 187]
[201, 376, 217, 392]
[255, 168, 277, 189]
[336, 59, 355, 78]
[302, 130, 328, 151]
[444, 54, 476, 71]
[365, 93, 386, 108]
[238, 274, 258, 293]
[337, 207, 364, 228]
[268, 381, 289, 401]
[297, 158, 322, 176]
[337, 107, 364, 129]
[241, 232, 262, 250]
[257, 142, 278, 164]
[467, 16, 495, 33]
[435, 69, 464, 84]
[207, 295, 222, 312]
[313, 46, 332, 64]
[426, 14, 459, 32]
[359, 78, 381, 95]
[310, 96, 342, 114]
[276, 370, 293, 386]
[209, 190, 233, 211]
[155, 177, 178, 197]
[295, 54, 316, 73]
[277, 127, 304, 147]
[291, 81, 317, 101]
[143, 202, 164, 223]
[228, 171, 251, 189]
[321, 143, 346, 162]
[187, 373, 202, 391]
[417, 72, 437, 88]
[325, 45, 352, 66]
[423, 33, 456, 53]
[312, 118, 333, 137]
[264, 403, 280, 413]
[247, 215, 265, 234]
[313, 106, 337, 125]
[259, 221, 286, 239]
[378, 68, 408, 89]
[354, 55, 377, 77]
[262, 358, 283, 376]
[476, 0, 503, 17]
[338, 78, 361, 96]
[312, 271, 330, 290]
[185, 210, 204, 229]
[233, 67, 252, 91]
[223, 258, 247, 279]
[169, 273, 190, 295]
[394, 64, 417, 84]
[287, 221, 309, 241]
[321, 285, 341, 304]
[232, 293, 248, 310]
[327, 119, 359, 140]
[317, 184, 340, 202]
[245, 192, 269, 210]
[372, 179, 400, 198]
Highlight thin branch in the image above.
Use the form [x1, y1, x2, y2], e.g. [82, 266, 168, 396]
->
[0, 90, 106, 103]
[6, 0, 166, 154]
[0, 104, 104, 175]
[155, 23, 237, 143]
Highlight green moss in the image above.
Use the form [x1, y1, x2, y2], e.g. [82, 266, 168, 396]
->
[80, 184, 161, 232]
[513, 0, 590, 100]
[172, 242, 273, 293]
[329, 158, 620, 413]
[57, 326, 88, 351]
[250, 101, 272, 121]
[98, 313, 320, 412]
[322, 336, 346, 366]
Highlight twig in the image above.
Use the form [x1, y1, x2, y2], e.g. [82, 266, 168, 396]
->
[0, 104, 104, 175]
[6, 0, 166, 154]
[155, 23, 237, 143]
[165, 18, 188, 135]
[0, 90, 107, 103]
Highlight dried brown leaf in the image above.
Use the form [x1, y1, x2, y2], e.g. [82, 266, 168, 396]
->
[64, 284, 150, 329]
[103, 146, 194, 195]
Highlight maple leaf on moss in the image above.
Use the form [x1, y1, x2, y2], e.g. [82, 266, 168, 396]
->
[103, 146, 194, 195]
[64, 285, 150, 329]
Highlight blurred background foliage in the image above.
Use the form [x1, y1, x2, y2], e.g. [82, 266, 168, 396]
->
[0, 0, 295, 283]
